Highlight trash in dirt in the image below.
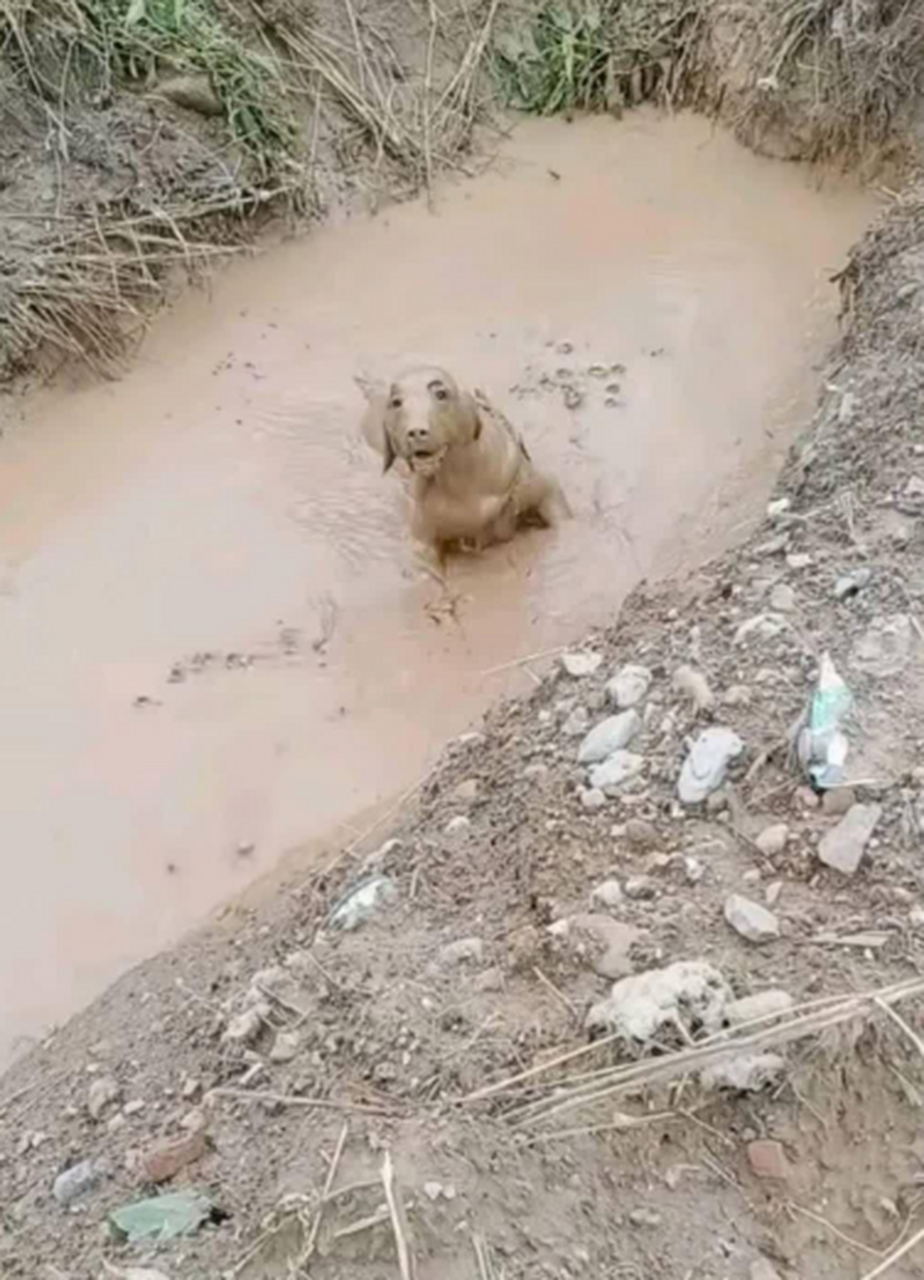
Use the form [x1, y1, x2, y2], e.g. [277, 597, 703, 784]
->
[577, 709, 641, 764]
[561, 650, 602, 678]
[851, 613, 915, 678]
[109, 1190, 214, 1244]
[327, 875, 398, 931]
[766, 497, 791, 520]
[677, 727, 743, 804]
[834, 567, 872, 600]
[796, 652, 852, 789]
[586, 959, 729, 1042]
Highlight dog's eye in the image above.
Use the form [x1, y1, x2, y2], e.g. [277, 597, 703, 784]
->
[389, 395, 403, 409]
[433, 387, 448, 401]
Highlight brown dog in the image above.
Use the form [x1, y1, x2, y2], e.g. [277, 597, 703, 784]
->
[358, 365, 569, 554]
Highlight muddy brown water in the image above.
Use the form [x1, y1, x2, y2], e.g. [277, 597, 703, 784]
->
[0, 111, 874, 1067]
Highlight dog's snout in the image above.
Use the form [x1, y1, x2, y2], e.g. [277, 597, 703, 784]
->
[407, 425, 430, 443]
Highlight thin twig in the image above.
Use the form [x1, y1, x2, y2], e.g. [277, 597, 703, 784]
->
[787, 1202, 880, 1257]
[859, 1225, 924, 1280]
[381, 1150, 416, 1280]
[299, 1121, 349, 1268]
[210, 1087, 396, 1116]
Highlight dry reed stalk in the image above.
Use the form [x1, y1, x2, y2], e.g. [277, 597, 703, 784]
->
[381, 1150, 416, 1280]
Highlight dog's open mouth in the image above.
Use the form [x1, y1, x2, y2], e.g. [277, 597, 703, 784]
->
[408, 447, 446, 478]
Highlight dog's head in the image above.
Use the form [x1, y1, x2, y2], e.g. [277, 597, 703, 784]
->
[358, 365, 481, 476]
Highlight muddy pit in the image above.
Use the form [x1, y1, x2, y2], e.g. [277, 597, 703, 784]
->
[0, 111, 875, 1067]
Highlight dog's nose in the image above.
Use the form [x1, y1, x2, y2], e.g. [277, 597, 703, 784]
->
[407, 426, 429, 443]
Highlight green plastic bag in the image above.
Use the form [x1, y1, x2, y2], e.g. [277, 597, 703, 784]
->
[109, 1190, 212, 1243]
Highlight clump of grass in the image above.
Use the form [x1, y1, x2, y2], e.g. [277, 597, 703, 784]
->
[493, 2, 611, 114]
[0, 0, 299, 174]
[492, 0, 703, 116]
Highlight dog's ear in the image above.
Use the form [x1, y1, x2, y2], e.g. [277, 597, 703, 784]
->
[456, 391, 483, 445]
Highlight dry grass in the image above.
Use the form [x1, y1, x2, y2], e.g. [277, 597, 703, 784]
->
[725, 0, 924, 162]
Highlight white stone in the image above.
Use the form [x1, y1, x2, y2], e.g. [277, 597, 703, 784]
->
[724, 894, 779, 944]
[678, 727, 743, 804]
[734, 613, 787, 644]
[580, 787, 607, 810]
[672, 665, 714, 711]
[562, 706, 591, 737]
[725, 990, 793, 1027]
[606, 664, 652, 708]
[87, 1076, 120, 1122]
[755, 823, 789, 855]
[438, 937, 484, 967]
[769, 583, 795, 612]
[590, 879, 624, 910]
[701, 1052, 785, 1092]
[588, 750, 644, 795]
[818, 803, 882, 875]
[577, 709, 641, 763]
[561, 651, 602, 678]
[269, 1032, 302, 1063]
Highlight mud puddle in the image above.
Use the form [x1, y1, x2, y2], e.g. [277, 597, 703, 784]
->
[0, 111, 874, 1065]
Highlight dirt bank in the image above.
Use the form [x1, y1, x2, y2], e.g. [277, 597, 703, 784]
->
[2, 170, 924, 1278]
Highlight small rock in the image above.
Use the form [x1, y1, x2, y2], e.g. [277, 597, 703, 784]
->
[834, 567, 872, 600]
[562, 706, 591, 737]
[523, 762, 548, 780]
[755, 823, 788, 856]
[837, 392, 857, 425]
[549, 913, 641, 980]
[678, 727, 744, 804]
[851, 613, 914, 678]
[624, 818, 659, 850]
[88, 1076, 121, 1122]
[577, 709, 641, 763]
[580, 787, 607, 810]
[769, 583, 795, 612]
[453, 778, 479, 803]
[701, 1052, 785, 1092]
[590, 879, 624, 910]
[269, 1032, 302, 1064]
[904, 475, 924, 499]
[822, 787, 855, 816]
[157, 72, 223, 116]
[724, 894, 779, 944]
[747, 1139, 791, 1180]
[140, 1129, 208, 1184]
[735, 613, 787, 644]
[765, 880, 783, 907]
[123, 1100, 146, 1117]
[751, 1259, 784, 1280]
[629, 1208, 662, 1227]
[222, 1005, 267, 1046]
[722, 684, 752, 707]
[725, 990, 793, 1027]
[445, 815, 471, 835]
[588, 750, 644, 795]
[624, 876, 657, 900]
[818, 803, 882, 876]
[786, 553, 813, 570]
[423, 1180, 445, 1201]
[767, 498, 791, 519]
[180, 1108, 207, 1132]
[561, 651, 602, 678]
[684, 856, 704, 884]
[439, 937, 484, 967]
[606, 664, 652, 708]
[473, 966, 504, 992]
[53, 1159, 104, 1206]
[181, 1077, 202, 1101]
[672, 664, 714, 712]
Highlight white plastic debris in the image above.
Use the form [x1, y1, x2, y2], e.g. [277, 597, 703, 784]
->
[586, 960, 730, 1042]
[328, 875, 398, 931]
[797, 651, 852, 789]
